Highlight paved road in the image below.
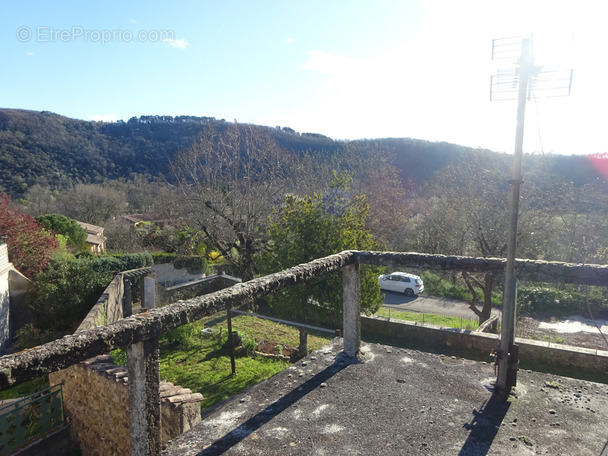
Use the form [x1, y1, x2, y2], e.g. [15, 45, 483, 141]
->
[382, 292, 501, 320]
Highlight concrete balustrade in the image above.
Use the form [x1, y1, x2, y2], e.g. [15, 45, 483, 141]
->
[2, 250, 608, 455]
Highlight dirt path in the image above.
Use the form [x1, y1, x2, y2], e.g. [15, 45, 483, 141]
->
[517, 315, 608, 351]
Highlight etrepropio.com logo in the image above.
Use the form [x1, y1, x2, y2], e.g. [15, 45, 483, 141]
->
[16, 26, 176, 45]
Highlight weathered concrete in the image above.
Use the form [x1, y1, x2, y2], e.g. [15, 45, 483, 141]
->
[2, 250, 608, 389]
[0, 251, 354, 389]
[144, 276, 156, 309]
[1, 249, 607, 455]
[362, 315, 608, 380]
[163, 338, 608, 456]
[77, 273, 126, 332]
[156, 275, 241, 307]
[128, 338, 161, 456]
[77, 268, 153, 332]
[342, 263, 361, 357]
[355, 250, 608, 286]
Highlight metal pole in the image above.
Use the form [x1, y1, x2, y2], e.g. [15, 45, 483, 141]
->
[226, 306, 236, 375]
[496, 37, 533, 399]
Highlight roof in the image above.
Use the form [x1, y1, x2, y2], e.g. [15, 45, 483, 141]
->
[163, 338, 608, 455]
[75, 221, 106, 246]
[76, 221, 104, 235]
[123, 213, 168, 224]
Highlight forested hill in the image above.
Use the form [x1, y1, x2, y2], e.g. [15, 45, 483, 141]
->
[0, 109, 218, 196]
[0, 108, 601, 197]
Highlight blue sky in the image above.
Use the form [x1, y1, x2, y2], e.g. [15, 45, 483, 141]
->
[1, 1, 607, 155]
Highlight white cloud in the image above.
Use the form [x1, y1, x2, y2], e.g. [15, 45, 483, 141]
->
[26, 51, 35, 57]
[164, 38, 189, 49]
[90, 113, 118, 122]
[285, 37, 295, 44]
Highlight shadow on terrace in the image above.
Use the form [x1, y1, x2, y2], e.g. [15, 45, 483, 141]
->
[1, 251, 608, 455]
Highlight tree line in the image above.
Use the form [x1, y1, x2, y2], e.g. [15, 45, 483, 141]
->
[2, 112, 608, 339]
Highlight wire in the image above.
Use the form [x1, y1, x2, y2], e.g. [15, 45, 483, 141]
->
[530, 88, 546, 157]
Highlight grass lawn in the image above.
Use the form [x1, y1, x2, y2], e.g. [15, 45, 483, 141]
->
[4, 308, 476, 407]
[0, 377, 49, 401]
[154, 313, 332, 410]
[375, 307, 479, 331]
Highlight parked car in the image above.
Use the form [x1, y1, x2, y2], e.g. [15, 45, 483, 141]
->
[378, 272, 424, 296]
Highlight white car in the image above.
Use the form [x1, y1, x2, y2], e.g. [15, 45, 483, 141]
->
[378, 272, 424, 296]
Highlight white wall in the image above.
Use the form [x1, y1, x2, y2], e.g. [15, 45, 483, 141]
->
[0, 242, 11, 353]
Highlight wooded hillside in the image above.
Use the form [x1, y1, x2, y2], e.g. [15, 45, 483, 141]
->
[0, 108, 603, 198]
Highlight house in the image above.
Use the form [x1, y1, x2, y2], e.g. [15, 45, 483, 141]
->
[0, 237, 30, 353]
[76, 221, 107, 254]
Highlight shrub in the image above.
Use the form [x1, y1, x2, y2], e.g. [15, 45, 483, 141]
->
[0, 194, 59, 277]
[88, 253, 153, 273]
[110, 348, 127, 366]
[239, 333, 257, 355]
[162, 323, 201, 348]
[26, 258, 113, 333]
[518, 286, 584, 315]
[151, 252, 177, 264]
[14, 324, 59, 349]
[174, 255, 208, 275]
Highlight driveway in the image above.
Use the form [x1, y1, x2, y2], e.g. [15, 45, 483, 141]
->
[382, 292, 500, 320]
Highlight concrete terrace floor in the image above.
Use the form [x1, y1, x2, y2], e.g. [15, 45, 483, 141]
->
[163, 338, 608, 456]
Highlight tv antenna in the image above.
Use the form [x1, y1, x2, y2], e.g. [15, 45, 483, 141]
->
[491, 35, 573, 399]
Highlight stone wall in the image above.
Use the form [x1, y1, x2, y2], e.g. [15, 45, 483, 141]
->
[362, 316, 608, 378]
[156, 275, 242, 306]
[150, 263, 205, 288]
[49, 355, 203, 456]
[76, 273, 126, 332]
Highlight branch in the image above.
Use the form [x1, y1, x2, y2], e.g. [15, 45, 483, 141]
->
[205, 200, 236, 230]
[461, 271, 479, 302]
[462, 271, 483, 318]
[468, 302, 483, 318]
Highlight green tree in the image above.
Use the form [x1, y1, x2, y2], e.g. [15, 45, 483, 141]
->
[260, 172, 384, 322]
[36, 213, 88, 251]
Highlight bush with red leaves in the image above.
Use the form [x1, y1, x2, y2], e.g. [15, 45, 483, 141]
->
[0, 194, 59, 277]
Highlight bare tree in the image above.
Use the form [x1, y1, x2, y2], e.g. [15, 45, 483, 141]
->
[363, 161, 411, 248]
[20, 184, 58, 217]
[55, 183, 128, 226]
[170, 123, 298, 281]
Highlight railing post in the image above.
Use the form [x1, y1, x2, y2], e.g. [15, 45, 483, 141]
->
[122, 274, 133, 317]
[143, 276, 156, 309]
[299, 327, 308, 357]
[342, 263, 361, 357]
[128, 338, 161, 456]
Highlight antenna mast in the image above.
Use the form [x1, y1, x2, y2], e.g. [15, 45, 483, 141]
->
[491, 35, 573, 399]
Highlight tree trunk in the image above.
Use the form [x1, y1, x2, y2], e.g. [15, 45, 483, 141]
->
[463, 271, 494, 325]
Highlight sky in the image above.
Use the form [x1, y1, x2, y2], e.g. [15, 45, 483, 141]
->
[1, 1, 607, 156]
